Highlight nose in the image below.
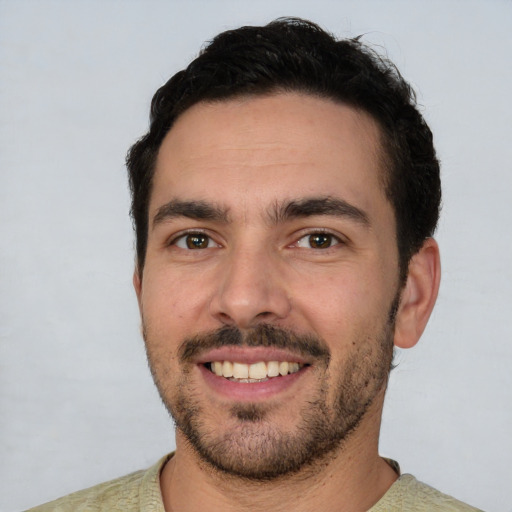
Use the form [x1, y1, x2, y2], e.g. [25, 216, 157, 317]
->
[209, 245, 292, 329]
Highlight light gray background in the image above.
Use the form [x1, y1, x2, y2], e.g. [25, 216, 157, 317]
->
[1, 1, 511, 511]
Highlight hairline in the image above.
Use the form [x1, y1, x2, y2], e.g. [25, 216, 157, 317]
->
[137, 89, 401, 277]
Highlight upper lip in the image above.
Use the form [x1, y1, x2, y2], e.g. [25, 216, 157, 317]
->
[194, 346, 312, 366]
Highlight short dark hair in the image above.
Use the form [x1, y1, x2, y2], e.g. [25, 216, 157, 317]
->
[127, 17, 441, 281]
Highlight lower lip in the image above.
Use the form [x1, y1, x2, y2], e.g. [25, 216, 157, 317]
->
[198, 364, 308, 402]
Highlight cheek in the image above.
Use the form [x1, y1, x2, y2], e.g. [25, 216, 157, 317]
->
[291, 266, 395, 360]
[141, 266, 210, 332]
[293, 268, 382, 326]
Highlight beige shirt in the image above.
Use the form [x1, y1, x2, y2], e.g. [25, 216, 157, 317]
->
[26, 454, 483, 512]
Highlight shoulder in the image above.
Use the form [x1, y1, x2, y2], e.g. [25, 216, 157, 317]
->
[25, 469, 147, 512]
[371, 474, 484, 512]
[24, 455, 170, 512]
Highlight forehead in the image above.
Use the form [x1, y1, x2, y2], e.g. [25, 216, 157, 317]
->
[151, 93, 389, 222]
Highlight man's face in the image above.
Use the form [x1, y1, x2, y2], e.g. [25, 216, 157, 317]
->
[136, 93, 402, 479]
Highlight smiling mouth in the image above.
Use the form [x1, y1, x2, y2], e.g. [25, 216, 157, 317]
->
[206, 360, 307, 383]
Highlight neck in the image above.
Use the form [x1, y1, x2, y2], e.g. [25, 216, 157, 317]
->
[160, 397, 397, 512]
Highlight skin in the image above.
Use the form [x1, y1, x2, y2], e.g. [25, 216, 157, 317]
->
[134, 93, 441, 512]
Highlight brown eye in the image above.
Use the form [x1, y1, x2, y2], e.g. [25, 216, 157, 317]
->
[295, 232, 340, 249]
[309, 233, 333, 249]
[174, 233, 215, 250]
[186, 234, 209, 249]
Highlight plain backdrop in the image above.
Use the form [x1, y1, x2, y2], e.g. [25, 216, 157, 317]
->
[1, 1, 511, 511]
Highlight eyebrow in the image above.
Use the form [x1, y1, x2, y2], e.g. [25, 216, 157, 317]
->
[152, 196, 370, 229]
[152, 200, 229, 228]
[269, 196, 370, 227]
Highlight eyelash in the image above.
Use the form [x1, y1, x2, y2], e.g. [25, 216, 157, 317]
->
[168, 230, 219, 250]
[168, 229, 344, 251]
[293, 230, 343, 250]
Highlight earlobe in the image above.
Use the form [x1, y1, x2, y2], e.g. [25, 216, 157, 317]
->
[394, 238, 441, 349]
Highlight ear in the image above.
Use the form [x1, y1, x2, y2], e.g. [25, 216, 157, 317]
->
[394, 238, 441, 349]
[133, 268, 143, 312]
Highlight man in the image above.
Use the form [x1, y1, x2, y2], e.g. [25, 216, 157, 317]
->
[28, 17, 482, 512]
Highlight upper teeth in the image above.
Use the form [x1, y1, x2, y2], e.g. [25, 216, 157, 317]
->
[210, 361, 302, 380]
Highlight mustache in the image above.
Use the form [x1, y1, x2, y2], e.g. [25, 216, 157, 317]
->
[178, 324, 331, 364]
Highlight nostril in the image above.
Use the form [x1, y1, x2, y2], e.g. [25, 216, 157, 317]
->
[217, 312, 235, 324]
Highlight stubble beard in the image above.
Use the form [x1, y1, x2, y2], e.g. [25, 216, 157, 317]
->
[144, 313, 395, 482]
